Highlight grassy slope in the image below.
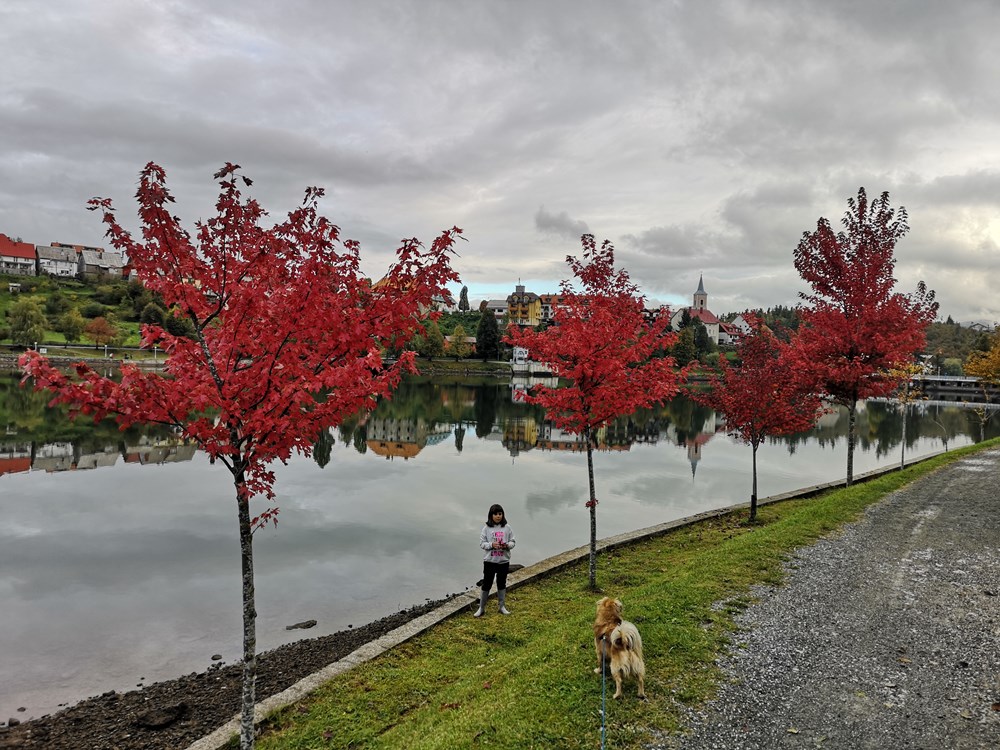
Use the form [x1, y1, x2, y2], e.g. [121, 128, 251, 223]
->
[249, 439, 999, 749]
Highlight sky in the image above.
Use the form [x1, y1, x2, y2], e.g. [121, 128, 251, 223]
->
[1, 0, 998, 324]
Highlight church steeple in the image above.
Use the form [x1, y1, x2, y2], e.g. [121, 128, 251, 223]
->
[693, 273, 707, 311]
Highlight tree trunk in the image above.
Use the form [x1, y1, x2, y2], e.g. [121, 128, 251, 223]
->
[750, 442, 759, 522]
[900, 403, 907, 470]
[235, 478, 258, 750]
[585, 426, 598, 590]
[846, 399, 857, 487]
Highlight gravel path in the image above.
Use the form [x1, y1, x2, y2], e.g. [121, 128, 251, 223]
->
[655, 448, 1000, 750]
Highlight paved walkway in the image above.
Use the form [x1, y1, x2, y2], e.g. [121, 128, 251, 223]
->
[659, 447, 1000, 750]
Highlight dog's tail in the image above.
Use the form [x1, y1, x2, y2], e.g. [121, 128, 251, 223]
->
[612, 622, 644, 657]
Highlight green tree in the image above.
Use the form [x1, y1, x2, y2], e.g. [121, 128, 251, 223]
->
[692, 319, 714, 358]
[164, 309, 197, 338]
[422, 320, 445, 357]
[449, 324, 472, 359]
[45, 293, 71, 316]
[476, 310, 501, 361]
[8, 298, 48, 346]
[458, 285, 470, 312]
[58, 308, 87, 343]
[140, 302, 167, 326]
[672, 326, 697, 364]
[124, 279, 155, 319]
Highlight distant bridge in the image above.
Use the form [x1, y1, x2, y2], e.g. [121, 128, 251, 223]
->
[912, 375, 999, 404]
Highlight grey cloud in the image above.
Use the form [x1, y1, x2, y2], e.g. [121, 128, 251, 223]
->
[534, 207, 589, 240]
[1, 0, 998, 322]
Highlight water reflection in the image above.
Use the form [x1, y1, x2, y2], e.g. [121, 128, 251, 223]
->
[0, 374, 190, 477]
[2, 373, 998, 722]
[322, 377, 998, 469]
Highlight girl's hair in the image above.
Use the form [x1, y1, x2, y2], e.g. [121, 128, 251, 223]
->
[486, 503, 507, 527]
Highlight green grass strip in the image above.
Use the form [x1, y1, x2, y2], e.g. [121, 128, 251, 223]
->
[250, 439, 999, 750]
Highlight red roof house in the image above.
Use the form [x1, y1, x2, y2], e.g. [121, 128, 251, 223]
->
[0, 234, 36, 276]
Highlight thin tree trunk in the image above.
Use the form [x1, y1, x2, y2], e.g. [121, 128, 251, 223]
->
[846, 399, 857, 487]
[750, 442, 759, 522]
[235, 478, 257, 750]
[585, 426, 598, 590]
[900, 403, 907, 470]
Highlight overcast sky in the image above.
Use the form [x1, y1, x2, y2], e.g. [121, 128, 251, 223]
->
[1, 1, 998, 323]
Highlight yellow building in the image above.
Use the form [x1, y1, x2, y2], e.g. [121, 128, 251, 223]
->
[506, 284, 542, 327]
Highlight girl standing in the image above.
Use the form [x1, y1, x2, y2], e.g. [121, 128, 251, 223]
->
[474, 503, 516, 617]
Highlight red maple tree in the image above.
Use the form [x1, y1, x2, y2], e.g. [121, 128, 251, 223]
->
[82, 315, 119, 347]
[792, 188, 937, 485]
[504, 235, 683, 588]
[20, 162, 459, 749]
[692, 315, 823, 521]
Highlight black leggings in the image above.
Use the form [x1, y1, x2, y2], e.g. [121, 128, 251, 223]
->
[481, 561, 510, 592]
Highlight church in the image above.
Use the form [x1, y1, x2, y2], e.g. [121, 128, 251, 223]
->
[669, 275, 721, 345]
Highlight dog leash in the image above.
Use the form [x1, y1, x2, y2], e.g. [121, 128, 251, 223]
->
[600, 635, 607, 750]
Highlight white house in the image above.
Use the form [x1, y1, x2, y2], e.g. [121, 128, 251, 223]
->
[36, 245, 78, 277]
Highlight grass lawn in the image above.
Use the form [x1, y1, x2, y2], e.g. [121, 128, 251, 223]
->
[247, 438, 999, 750]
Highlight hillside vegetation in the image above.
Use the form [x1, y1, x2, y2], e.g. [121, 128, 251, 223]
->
[4, 275, 992, 374]
[0, 273, 191, 351]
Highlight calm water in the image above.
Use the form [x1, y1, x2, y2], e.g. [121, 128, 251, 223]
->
[1, 374, 997, 720]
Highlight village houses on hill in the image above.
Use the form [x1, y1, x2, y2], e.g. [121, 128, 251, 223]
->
[3, 228, 751, 350]
[0, 233, 128, 281]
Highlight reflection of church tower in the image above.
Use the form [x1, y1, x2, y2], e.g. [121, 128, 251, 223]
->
[687, 439, 702, 478]
[693, 274, 707, 311]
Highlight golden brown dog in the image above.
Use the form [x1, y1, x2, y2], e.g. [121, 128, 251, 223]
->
[593, 596, 646, 699]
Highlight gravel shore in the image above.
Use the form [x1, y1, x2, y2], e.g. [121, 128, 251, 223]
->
[653, 448, 1000, 750]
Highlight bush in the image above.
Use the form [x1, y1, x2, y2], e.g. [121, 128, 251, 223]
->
[140, 302, 167, 326]
[45, 293, 71, 316]
[94, 283, 128, 306]
[943, 358, 965, 376]
[164, 311, 196, 338]
[80, 301, 108, 319]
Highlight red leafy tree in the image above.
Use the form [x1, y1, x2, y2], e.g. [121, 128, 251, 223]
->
[504, 235, 683, 589]
[792, 188, 937, 486]
[20, 163, 459, 750]
[691, 315, 824, 522]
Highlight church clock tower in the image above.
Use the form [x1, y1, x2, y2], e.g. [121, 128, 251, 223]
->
[693, 273, 707, 311]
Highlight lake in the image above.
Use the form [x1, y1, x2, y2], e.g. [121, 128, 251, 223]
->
[1, 374, 996, 721]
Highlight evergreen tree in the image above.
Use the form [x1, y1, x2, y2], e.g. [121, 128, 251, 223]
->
[672, 326, 697, 364]
[692, 319, 714, 358]
[458, 285, 470, 312]
[313, 427, 333, 469]
[474, 383, 498, 437]
[476, 310, 501, 361]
